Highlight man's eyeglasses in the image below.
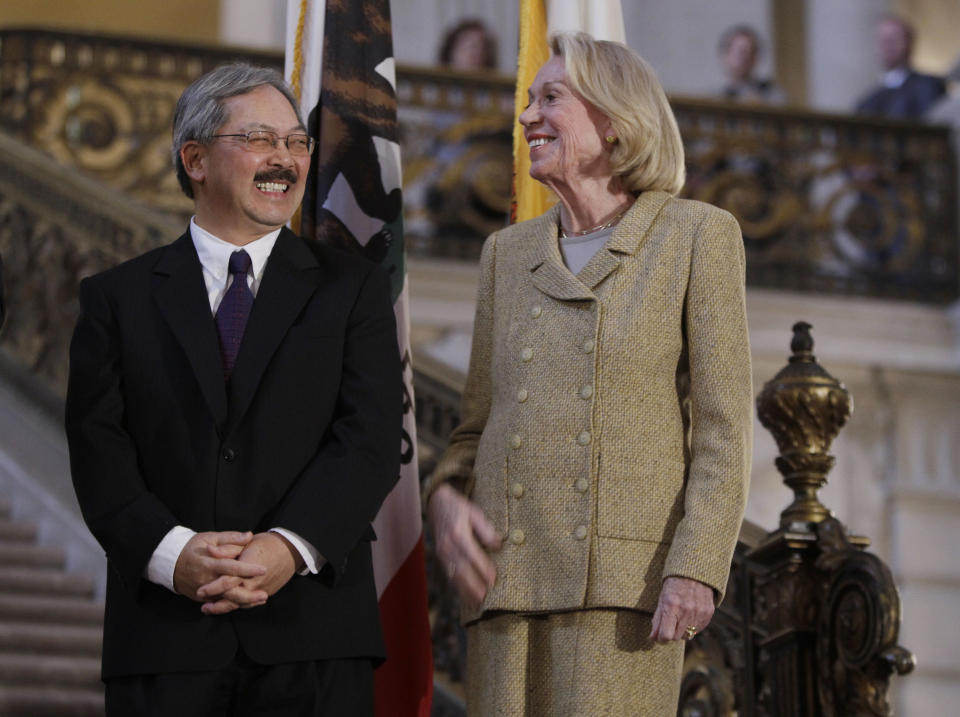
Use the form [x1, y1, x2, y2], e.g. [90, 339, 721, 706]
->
[210, 130, 316, 156]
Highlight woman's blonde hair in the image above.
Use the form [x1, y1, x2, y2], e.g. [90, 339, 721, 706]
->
[550, 32, 685, 195]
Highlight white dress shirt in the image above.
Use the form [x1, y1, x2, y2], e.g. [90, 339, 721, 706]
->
[145, 219, 323, 593]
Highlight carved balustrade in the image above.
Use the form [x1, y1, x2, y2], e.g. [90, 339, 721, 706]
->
[0, 27, 956, 303]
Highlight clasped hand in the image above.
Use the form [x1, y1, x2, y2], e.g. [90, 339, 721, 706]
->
[173, 531, 302, 615]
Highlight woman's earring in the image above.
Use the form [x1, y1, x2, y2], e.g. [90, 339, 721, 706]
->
[605, 135, 617, 144]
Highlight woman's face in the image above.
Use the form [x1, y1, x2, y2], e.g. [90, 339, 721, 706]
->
[518, 56, 613, 189]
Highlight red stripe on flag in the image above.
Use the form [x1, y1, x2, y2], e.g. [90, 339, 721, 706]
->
[374, 534, 433, 717]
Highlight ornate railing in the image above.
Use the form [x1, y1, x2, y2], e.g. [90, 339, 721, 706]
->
[415, 323, 915, 716]
[0, 130, 179, 391]
[0, 27, 955, 302]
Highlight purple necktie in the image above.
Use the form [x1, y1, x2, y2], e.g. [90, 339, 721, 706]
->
[215, 250, 254, 381]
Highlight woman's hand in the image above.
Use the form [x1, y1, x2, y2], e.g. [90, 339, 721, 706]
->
[649, 576, 715, 643]
[427, 483, 502, 608]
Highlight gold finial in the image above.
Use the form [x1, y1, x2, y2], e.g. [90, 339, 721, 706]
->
[756, 322, 852, 528]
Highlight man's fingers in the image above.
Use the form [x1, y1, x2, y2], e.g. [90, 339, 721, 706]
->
[208, 531, 254, 546]
[209, 557, 267, 579]
[207, 543, 244, 559]
[196, 575, 244, 599]
[221, 585, 270, 606]
[201, 599, 241, 616]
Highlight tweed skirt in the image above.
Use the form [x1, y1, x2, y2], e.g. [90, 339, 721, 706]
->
[465, 609, 684, 717]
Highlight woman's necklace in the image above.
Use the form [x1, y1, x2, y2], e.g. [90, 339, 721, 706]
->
[559, 203, 632, 239]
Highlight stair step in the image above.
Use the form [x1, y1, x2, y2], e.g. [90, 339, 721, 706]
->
[0, 567, 94, 598]
[0, 652, 101, 688]
[0, 685, 104, 716]
[0, 520, 37, 543]
[0, 594, 103, 625]
[0, 543, 65, 569]
[0, 622, 102, 656]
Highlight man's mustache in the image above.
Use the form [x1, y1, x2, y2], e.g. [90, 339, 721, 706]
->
[254, 169, 298, 185]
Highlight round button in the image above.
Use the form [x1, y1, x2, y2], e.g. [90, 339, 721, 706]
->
[510, 528, 525, 545]
[510, 434, 523, 449]
[511, 483, 524, 498]
[577, 430, 592, 446]
[517, 388, 529, 403]
[521, 347, 533, 362]
[222, 448, 236, 462]
[530, 305, 542, 318]
[574, 478, 589, 493]
[581, 339, 595, 354]
[574, 525, 588, 540]
[579, 385, 594, 400]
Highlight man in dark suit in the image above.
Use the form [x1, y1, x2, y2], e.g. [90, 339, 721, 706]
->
[65, 64, 400, 716]
[856, 14, 944, 119]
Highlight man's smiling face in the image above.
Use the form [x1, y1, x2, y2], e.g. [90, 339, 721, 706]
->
[186, 84, 310, 245]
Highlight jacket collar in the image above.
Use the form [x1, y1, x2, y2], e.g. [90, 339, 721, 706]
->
[152, 226, 320, 431]
[526, 191, 672, 299]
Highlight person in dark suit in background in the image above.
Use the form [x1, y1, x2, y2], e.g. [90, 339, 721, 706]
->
[856, 14, 944, 119]
[65, 64, 400, 717]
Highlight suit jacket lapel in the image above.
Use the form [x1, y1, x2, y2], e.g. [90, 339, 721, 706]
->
[576, 191, 673, 290]
[152, 232, 228, 428]
[527, 206, 596, 302]
[226, 227, 318, 431]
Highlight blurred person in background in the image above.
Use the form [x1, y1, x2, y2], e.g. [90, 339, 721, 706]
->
[438, 19, 498, 71]
[856, 14, 944, 118]
[718, 24, 784, 104]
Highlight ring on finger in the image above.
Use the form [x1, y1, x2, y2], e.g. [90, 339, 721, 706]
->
[684, 625, 697, 640]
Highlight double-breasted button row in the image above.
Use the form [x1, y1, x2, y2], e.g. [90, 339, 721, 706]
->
[579, 385, 593, 400]
[581, 338, 595, 354]
[577, 430, 592, 446]
[574, 525, 588, 540]
[517, 388, 528, 403]
[574, 477, 589, 493]
[509, 434, 522, 449]
[510, 482, 524, 498]
[510, 528, 525, 545]
[530, 305, 542, 318]
[520, 347, 533, 362]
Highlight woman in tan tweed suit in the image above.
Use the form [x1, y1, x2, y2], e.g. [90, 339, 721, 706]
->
[425, 32, 752, 716]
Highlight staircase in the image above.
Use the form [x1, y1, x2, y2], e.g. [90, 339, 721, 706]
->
[0, 499, 104, 716]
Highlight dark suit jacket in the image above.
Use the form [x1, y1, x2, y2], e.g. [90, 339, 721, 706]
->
[65, 227, 401, 678]
[856, 71, 945, 119]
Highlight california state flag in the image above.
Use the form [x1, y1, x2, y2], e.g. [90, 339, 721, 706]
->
[512, 0, 626, 223]
[285, 2, 432, 715]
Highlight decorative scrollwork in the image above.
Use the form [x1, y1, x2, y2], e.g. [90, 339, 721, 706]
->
[815, 518, 916, 717]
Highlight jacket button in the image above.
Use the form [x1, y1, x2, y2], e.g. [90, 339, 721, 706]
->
[530, 305, 542, 318]
[510, 434, 523, 449]
[520, 347, 533, 362]
[581, 339, 595, 354]
[510, 528, 525, 545]
[577, 430, 592, 446]
[511, 483, 524, 498]
[517, 388, 529, 403]
[222, 448, 236, 462]
[579, 385, 593, 400]
[574, 525, 588, 540]
[574, 478, 589, 493]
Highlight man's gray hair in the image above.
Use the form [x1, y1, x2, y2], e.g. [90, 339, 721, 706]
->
[171, 63, 303, 199]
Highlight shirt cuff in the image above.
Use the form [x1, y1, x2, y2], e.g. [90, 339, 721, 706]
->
[145, 525, 196, 593]
[270, 528, 324, 575]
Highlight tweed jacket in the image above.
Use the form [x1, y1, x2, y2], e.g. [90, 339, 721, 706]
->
[427, 191, 752, 623]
